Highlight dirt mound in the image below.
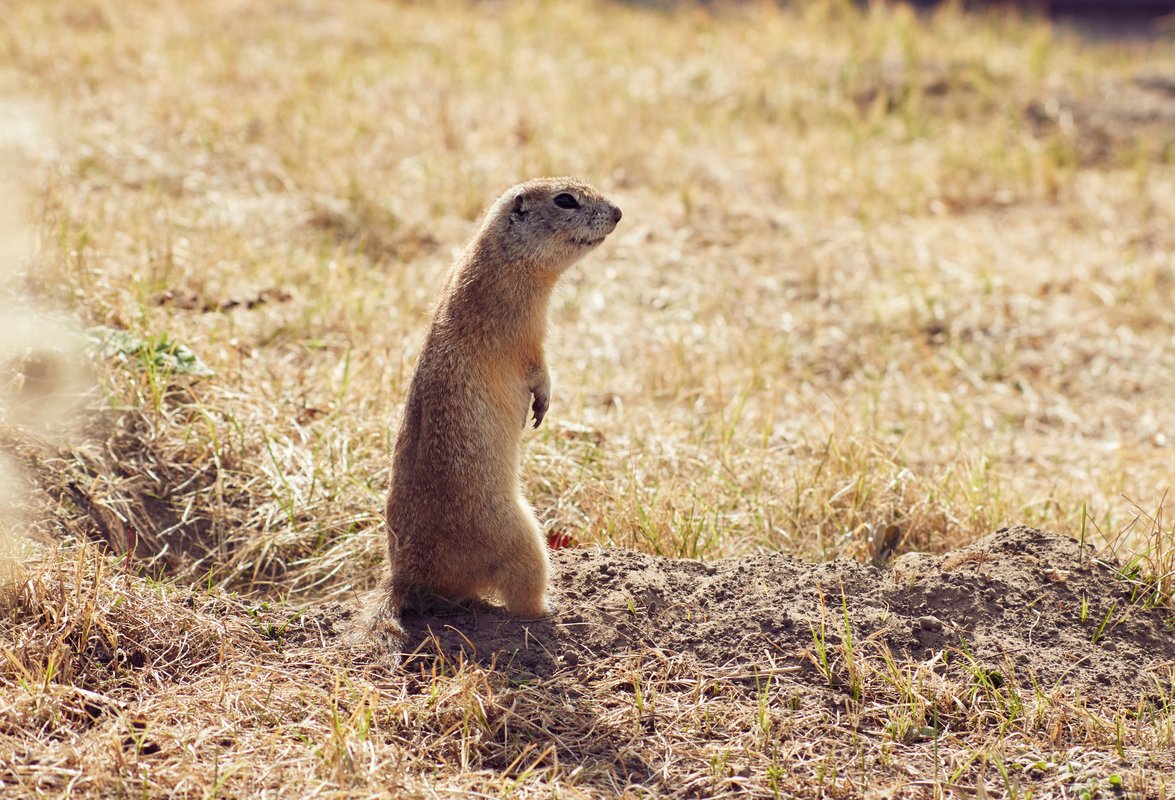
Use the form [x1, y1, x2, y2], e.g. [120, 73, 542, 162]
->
[367, 526, 1173, 704]
[6, 527, 1172, 797]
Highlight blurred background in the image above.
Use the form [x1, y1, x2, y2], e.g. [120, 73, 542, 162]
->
[0, 0, 1172, 597]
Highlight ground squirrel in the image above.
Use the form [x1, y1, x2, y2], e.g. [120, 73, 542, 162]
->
[371, 177, 622, 646]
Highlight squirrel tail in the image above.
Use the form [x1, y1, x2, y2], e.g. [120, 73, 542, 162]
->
[370, 572, 408, 649]
[347, 572, 407, 660]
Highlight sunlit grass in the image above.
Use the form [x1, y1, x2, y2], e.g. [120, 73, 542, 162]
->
[2, 0, 1172, 593]
[1, 2, 1174, 793]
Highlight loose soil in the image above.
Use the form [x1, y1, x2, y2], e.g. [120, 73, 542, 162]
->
[303, 526, 1173, 707]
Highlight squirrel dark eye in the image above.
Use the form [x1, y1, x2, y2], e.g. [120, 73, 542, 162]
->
[553, 193, 580, 209]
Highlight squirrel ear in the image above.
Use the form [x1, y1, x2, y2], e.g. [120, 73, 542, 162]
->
[511, 193, 527, 220]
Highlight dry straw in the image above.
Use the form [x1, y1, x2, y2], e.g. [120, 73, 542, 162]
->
[0, 0, 1173, 796]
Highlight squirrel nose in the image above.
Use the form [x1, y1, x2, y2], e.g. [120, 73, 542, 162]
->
[610, 205, 622, 224]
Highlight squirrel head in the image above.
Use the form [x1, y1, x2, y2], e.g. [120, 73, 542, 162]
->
[482, 177, 622, 275]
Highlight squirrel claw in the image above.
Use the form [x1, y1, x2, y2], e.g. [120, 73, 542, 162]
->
[530, 391, 549, 429]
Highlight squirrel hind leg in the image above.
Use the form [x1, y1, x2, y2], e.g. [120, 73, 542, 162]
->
[496, 534, 551, 619]
[502, 579, 549, 619]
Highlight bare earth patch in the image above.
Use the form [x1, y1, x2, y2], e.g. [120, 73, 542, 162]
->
[385, 527, 1173, 706]
[243, 525, 1171, 797]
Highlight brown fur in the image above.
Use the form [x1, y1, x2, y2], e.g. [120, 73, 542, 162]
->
[370, 178, 622, 647]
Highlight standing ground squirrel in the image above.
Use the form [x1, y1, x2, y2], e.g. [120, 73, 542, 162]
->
[371, 177, 622, 646]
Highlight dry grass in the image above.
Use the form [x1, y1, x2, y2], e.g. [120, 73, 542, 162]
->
[6, 0, 1175, 581]
[1, 0, 1174, 796]
[0, 541, 1171, 798]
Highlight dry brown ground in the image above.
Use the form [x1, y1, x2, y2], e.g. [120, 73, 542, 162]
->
[0, 0, 1173, 797]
